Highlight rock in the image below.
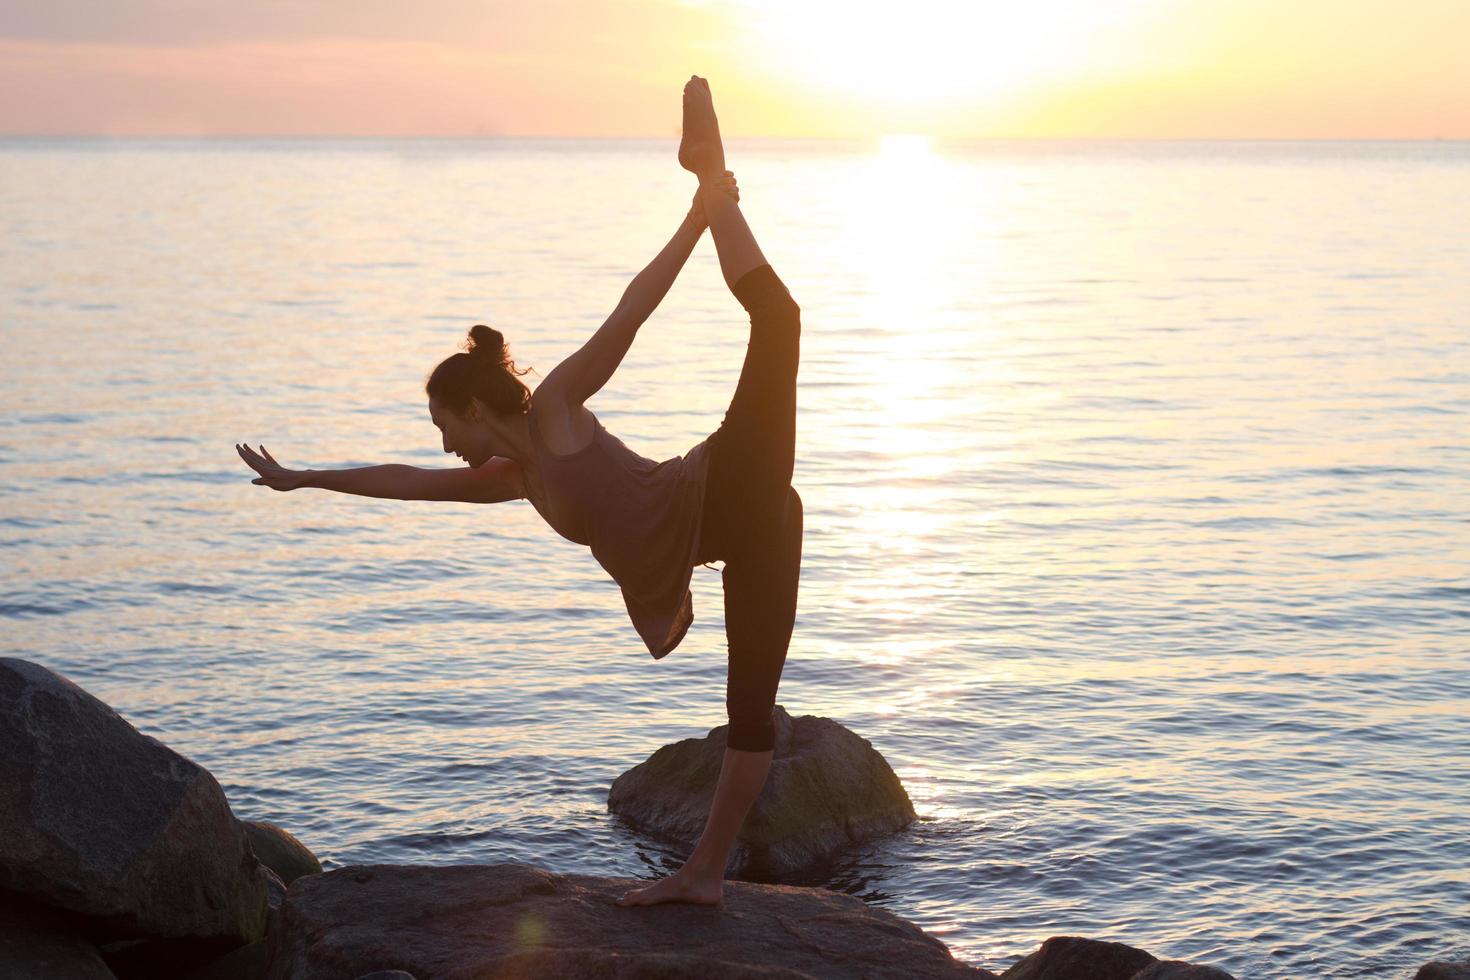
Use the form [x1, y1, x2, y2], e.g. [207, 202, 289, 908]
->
[1000, 936, 1156, 980]
[264, 862, 994, 980]
[1417, 962, 1470, 980]
[0, 658, 268, 946]
[179, 868, 286, 980]
[241, 821, 322, 886]
[0, 899, 117, 980]
[608, 705, 915, 877]
[261, 865, 287, 915]
[354, 973, 420, 980]
[1131, 961, 1237, 980]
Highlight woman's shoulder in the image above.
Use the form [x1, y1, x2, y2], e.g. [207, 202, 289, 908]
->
[529, 389, 598, 457]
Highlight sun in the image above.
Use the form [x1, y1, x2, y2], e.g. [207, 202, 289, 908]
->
[732, 0, 1156, 118]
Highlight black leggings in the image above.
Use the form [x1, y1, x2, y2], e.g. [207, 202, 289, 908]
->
[694, 264, 803, 753]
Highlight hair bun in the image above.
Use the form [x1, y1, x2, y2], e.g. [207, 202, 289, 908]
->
[429, 323, 534, 417]
[466, 324, 506, 363]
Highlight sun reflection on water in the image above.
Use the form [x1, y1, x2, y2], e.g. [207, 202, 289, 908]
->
[824, 134, 995, 674]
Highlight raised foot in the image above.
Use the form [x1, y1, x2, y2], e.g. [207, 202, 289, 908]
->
[679, 75, 725, 179]
[617, 870, 724, 907]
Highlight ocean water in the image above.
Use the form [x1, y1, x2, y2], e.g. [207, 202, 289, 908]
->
[1, 137, 1467, 978]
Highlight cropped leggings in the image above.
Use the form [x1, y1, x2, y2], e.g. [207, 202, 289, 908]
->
[693, 263, 803, 754]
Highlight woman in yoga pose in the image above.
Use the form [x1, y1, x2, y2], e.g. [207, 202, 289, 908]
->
[237, 77, 802, 907]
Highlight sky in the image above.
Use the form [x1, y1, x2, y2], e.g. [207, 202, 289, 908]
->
[0, 0, 1465, 139]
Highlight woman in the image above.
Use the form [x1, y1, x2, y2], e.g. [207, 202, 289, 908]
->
[237, 77, 802, 908]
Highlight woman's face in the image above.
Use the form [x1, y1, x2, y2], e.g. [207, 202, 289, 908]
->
[428, 395, 491, 467]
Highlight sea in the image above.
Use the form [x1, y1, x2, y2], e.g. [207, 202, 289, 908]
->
[1, 137, 1467, 978]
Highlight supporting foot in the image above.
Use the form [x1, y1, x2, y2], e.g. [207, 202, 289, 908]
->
[617, 868, 724, 907]
[679, 75, 726, 179]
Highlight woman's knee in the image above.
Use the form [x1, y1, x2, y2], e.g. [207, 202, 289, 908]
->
[726, 705, 775, 753]
[779, 486, 804, 548]
[761, 296, 800, 345]
[785, 486, 803, 524]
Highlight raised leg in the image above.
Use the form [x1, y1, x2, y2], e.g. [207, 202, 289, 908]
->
[680, 76, 769, 294]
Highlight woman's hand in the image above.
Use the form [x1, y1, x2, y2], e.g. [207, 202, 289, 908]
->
[687, 170, 739, 229]
[237, 443, 311, 491]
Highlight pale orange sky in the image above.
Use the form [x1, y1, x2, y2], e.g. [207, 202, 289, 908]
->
[1, 0, 1465, 138]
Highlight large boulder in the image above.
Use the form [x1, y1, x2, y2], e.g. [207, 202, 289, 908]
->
[265, 862, 994, 980]
[608, 705, 915, 877]
[0, 658, 268, 946]
[1417, 962, 1470, 980]
[999, 936, 1158, 980]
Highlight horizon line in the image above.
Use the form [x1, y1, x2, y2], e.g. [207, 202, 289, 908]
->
[1, 133, 1466, 143]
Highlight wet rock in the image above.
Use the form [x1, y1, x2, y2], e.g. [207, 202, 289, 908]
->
[1416, 961, 1470, 980]
[0, 658, 268, 946]
[999, 936, 1157, 980]
[1131, 961, 1237, 980]
[608, 704, 915, 877]
[241, 820, 323, 886]
[0, 899, 117, 980]
[264, 862, 993, 980]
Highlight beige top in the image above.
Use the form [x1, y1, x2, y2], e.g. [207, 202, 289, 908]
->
[525, 401, 714, 659]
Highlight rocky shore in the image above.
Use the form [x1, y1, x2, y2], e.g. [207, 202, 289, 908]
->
[2, 656, 1456, 979]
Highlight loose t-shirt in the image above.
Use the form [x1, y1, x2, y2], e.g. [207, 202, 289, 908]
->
[525, 401, 713, 659]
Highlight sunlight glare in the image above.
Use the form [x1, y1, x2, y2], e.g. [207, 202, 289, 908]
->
[733, 0, 1160, 111]
[877, 133, 934, 166]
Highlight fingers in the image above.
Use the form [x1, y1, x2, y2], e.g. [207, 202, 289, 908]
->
[703, 171, 737, 196]
[236, 443, 276, 477]
[236, 443, 281, 467]
[712, 172, 739, 201]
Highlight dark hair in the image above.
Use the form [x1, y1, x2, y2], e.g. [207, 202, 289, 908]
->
[425, 324, 533, 417]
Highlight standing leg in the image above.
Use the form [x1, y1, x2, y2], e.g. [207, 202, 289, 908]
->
[620, 490, 803, 906]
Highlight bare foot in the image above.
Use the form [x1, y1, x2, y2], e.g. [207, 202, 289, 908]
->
[679, 75, 725, 179]
[617, 869, 723, 907]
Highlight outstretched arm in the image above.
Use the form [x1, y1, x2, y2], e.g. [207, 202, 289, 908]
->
[237, 444, 523, 503]
[542, 175, 737, 409]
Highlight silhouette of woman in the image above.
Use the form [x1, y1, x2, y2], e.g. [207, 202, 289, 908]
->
[238, 77, 802, 907]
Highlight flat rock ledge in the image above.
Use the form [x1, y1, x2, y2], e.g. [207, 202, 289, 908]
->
[609, 704, 915, 878]
[264, 867, 1266, 980]
[266, 862, 990, 980]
